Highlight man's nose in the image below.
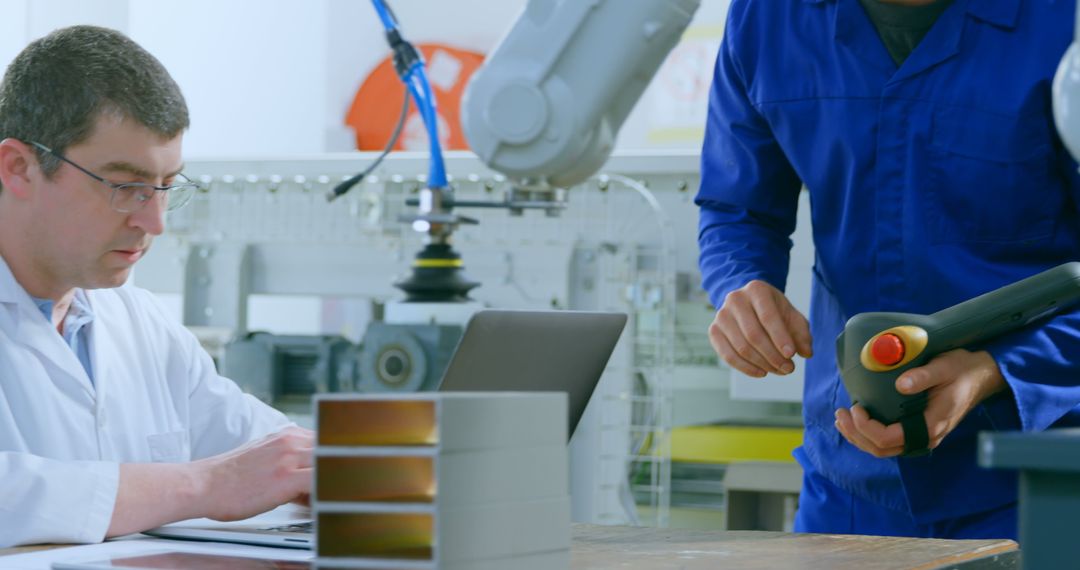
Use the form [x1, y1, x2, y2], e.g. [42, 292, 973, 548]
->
[128, 191, 166, 236]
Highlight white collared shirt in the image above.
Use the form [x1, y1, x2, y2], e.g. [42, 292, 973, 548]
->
[0, 255, 290, 547]
[31, 289, 95, 386]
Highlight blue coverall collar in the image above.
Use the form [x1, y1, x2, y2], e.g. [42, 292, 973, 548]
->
[801, 0, 1019, 29]
[810, 0, 1020, 83]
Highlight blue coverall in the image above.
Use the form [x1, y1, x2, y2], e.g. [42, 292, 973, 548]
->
[696, 0, 1080, 539]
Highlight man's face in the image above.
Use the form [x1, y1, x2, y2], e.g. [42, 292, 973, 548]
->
[27, 113, 183, 292]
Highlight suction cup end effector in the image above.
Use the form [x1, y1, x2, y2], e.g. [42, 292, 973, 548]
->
[394, 243, 480, 303]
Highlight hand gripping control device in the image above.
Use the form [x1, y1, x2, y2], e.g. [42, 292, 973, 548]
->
[835, 262, 1080, 457]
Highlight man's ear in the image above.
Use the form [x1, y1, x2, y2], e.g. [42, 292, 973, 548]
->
[0, 138, 38, 199]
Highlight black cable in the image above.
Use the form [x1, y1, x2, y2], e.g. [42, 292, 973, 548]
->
[327, 88, 411, 201]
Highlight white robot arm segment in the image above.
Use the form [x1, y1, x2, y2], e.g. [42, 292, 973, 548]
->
[1054, 6, 1080, 162]
[462, 0, 701, 190]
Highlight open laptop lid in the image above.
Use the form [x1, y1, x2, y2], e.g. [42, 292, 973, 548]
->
[438, 309, 627, 438]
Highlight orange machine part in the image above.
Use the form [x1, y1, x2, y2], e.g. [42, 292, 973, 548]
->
[346, 43, 484, 152]
[870, 333, 906, 366]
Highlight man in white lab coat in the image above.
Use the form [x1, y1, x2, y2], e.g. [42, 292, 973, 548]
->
[0, 26, 313, 547]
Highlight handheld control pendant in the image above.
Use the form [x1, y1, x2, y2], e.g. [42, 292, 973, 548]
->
[835, 262, 1080, 457]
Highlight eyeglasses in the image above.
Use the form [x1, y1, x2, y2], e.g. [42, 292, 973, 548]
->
[29, 141, 200, 213]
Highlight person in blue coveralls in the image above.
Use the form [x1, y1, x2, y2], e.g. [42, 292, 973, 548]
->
[697, 0, 1080, 539]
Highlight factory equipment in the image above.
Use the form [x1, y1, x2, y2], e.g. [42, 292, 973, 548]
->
[223, 333, 355, 414]
[330, 0, 699, 304]
[461, 0, 701, 201]
[837, 263, 1080, 457]
[145, 151, 691, 526]
[222, 0, 700, 412]
[220, 2, 700, 431]
[222, 324, 463, 414]
[145, 0, 716, 528]
[979, 428, 1080, 570]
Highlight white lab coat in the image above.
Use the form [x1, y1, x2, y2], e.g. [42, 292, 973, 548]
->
[0, 255, 290, 547]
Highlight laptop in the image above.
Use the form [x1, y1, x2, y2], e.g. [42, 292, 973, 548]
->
[144, 309, 627, 549]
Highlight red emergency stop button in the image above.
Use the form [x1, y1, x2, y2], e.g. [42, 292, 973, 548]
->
[870, 333, 906, 366]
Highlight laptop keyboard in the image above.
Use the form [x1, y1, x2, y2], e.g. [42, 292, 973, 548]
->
[259, 521, 314, 533]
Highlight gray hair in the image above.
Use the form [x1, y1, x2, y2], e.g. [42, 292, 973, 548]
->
[0, 25, 189, 184]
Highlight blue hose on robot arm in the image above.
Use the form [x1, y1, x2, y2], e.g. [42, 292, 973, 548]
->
[368, 0, 447, 189]
[329, 0, 448, 199]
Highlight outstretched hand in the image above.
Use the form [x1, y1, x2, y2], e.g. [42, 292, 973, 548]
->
[834, 349, 1008, 457]
[708, 280, 813, 377]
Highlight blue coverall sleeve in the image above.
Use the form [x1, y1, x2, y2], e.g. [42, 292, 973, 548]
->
[695, 6, 803, 309]
[980, 145, 1080, 432]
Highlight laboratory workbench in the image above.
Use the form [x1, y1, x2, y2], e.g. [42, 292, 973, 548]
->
[1, 524, 1018, 569]
[571, 524, 1016, 569]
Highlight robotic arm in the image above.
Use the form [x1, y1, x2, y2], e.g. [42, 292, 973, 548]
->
[365, 0, 700, 303]
[462, 0, 700, 192]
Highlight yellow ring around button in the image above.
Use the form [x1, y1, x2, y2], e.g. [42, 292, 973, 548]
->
[859, 325, 929, 372]
[413, 259, 464, 268]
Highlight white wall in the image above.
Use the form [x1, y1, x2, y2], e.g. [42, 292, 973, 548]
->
[0, 0, 127, 64]
[0, 0, 732, 158]
[128, 0, 329, 157]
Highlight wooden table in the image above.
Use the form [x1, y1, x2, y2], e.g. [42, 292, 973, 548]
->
[1, 525, 1019, 569]
[570, 525, 1017, 570]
